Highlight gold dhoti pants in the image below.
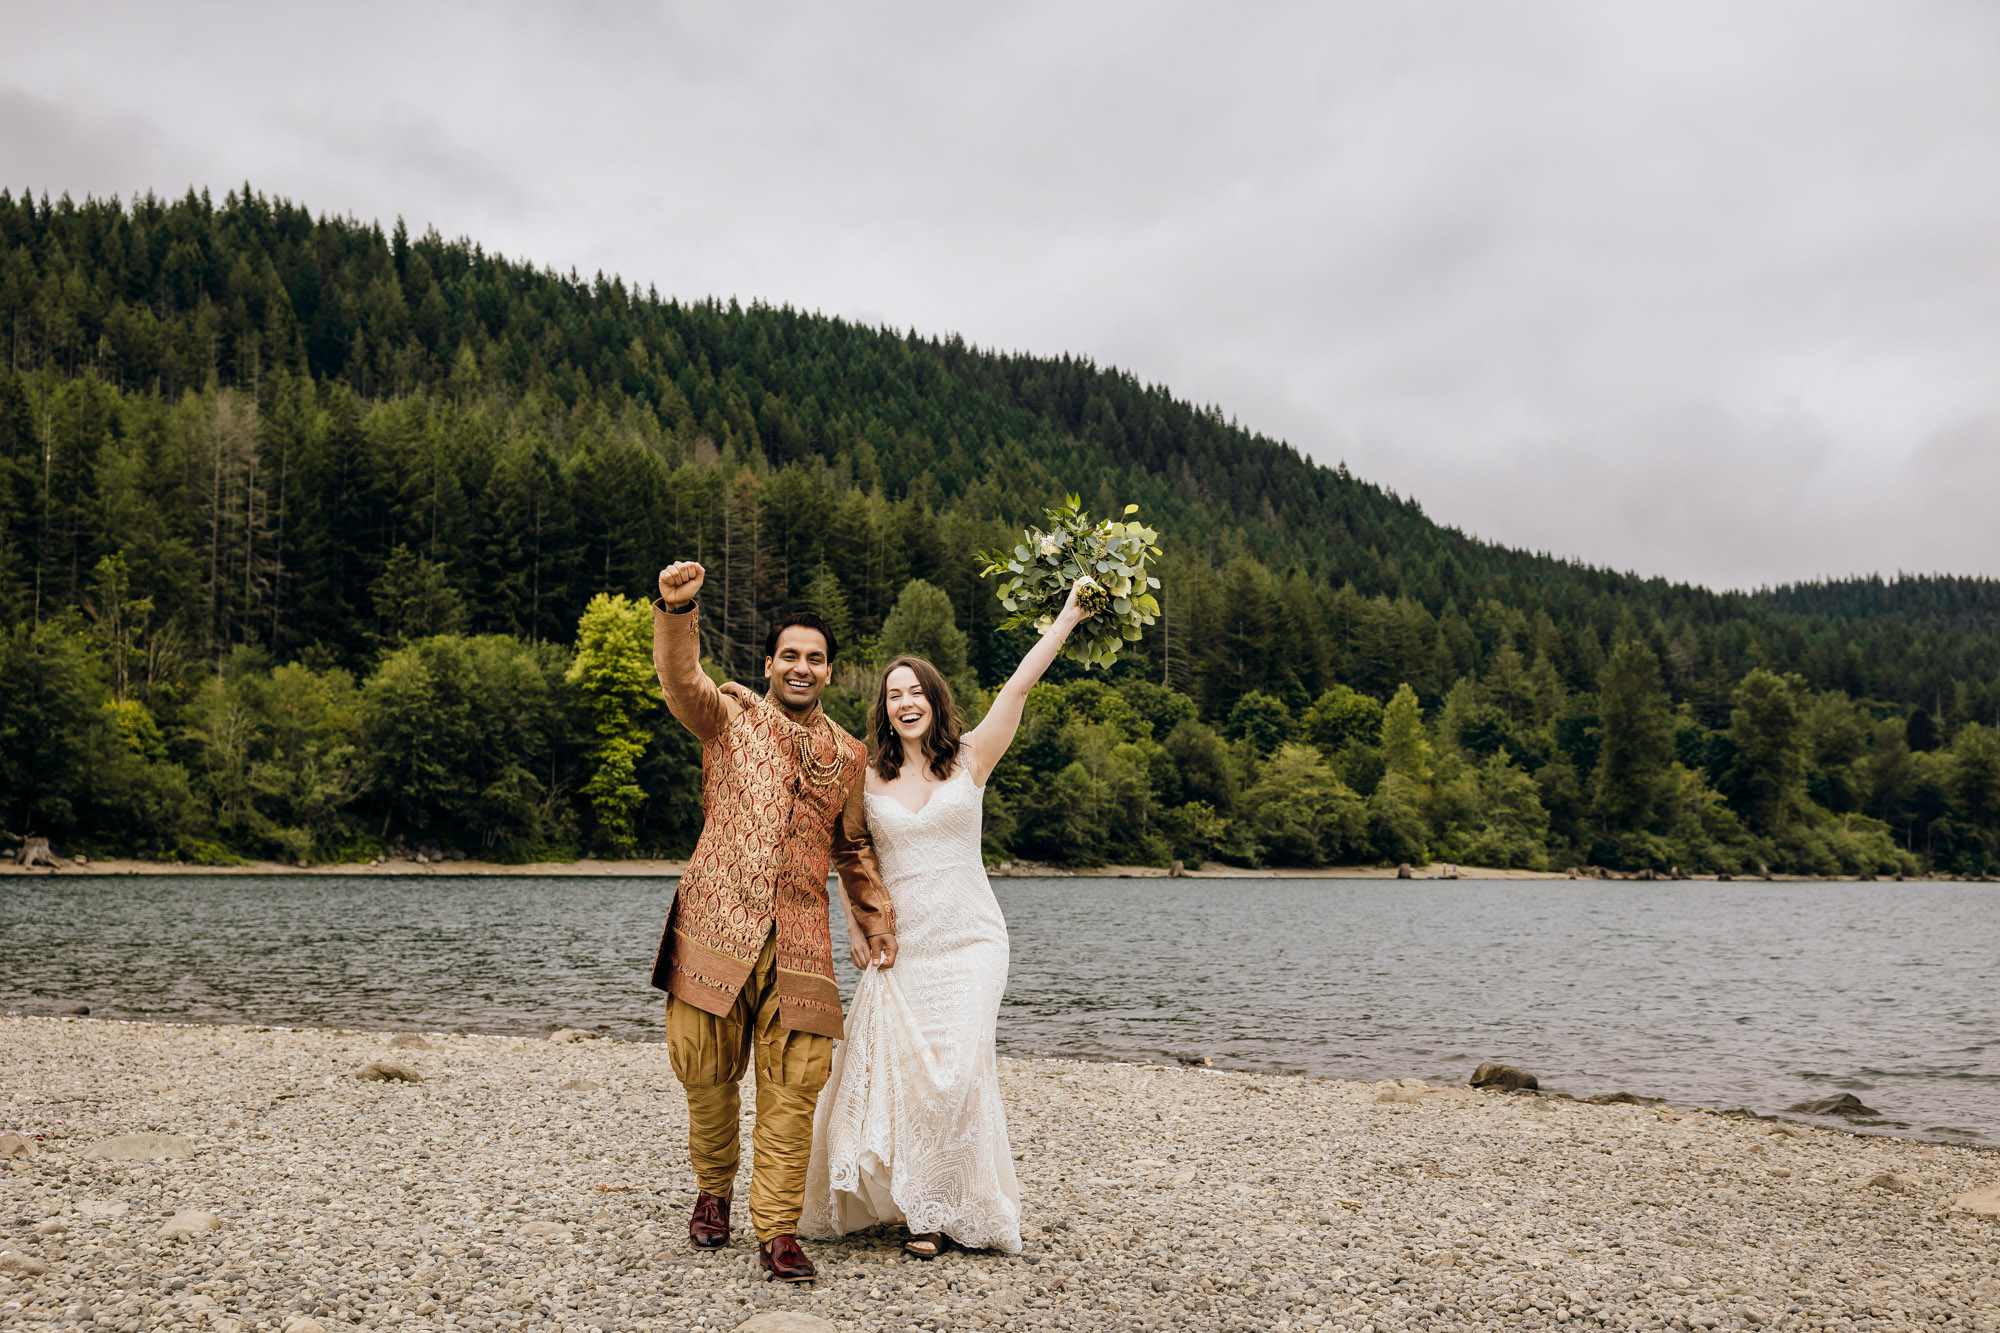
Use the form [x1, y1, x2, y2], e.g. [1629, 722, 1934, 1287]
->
[664, 929, 833, 1241]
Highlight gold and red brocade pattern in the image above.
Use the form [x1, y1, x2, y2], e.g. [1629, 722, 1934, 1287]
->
[652, 690, 865, 1039]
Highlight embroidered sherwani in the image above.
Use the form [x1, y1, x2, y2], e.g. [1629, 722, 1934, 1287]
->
[650, 598, 894, 1240]
[650, 600, 892, 1033]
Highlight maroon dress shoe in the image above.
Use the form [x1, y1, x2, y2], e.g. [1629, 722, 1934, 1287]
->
[689, 1191, 731, 1249]
[759, 1234, 817, 1282]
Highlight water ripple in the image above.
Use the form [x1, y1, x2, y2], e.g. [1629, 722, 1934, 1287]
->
[2, 875, 1995, 1142]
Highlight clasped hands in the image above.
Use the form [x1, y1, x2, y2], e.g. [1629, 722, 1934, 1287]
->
[849, 923, 898, 970]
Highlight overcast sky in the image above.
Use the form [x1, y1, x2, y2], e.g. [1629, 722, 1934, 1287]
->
[4, 1, 1996, 589]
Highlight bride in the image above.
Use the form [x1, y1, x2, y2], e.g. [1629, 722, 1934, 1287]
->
[801, 578, 1098, 1257]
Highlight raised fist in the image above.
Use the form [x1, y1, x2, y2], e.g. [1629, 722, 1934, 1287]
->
[658, 561, 706, 608]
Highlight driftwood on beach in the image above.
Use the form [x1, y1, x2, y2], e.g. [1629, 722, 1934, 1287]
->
[14, 836, 62, 869]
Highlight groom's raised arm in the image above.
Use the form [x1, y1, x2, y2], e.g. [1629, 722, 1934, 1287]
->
[653, 561, 737, 742]
[832, 779, 897, 962]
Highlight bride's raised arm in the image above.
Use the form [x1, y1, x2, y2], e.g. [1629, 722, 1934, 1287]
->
[963, 578, 1099, 786]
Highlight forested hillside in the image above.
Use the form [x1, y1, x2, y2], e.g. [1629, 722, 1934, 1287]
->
[4, 186, 1998, 874]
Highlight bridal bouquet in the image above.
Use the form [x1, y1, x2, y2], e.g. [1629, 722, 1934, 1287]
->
[976, 495, 1162, 669]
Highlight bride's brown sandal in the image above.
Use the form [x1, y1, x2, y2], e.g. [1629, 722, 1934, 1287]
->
[903, 1231, 946, 1259]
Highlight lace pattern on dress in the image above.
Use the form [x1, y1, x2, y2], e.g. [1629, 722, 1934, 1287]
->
[801, 745, 1021, 1252]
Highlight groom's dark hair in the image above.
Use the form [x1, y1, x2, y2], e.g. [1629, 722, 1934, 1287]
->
[765, 612, 838, 662]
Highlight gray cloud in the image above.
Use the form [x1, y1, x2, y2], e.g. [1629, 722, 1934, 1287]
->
[2, 0, 1995, 588]
[0, 84, 207, 201]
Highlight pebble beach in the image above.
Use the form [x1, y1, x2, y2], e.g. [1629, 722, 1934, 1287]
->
[4, 1016, 1997, 1333]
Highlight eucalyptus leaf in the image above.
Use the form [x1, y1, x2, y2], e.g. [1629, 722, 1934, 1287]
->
[974, 496, 1164, 669]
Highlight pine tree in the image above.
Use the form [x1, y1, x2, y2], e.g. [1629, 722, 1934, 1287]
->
[1593, 640, 1675, 834]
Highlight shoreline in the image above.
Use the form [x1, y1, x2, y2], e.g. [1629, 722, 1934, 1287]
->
[5, 1016, 1997, 1332]
[3, 855, 1983, 882]
[11, 1012, 1995, 1154]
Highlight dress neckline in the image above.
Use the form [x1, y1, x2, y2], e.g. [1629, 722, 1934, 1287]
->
[866, 758, 980, 817]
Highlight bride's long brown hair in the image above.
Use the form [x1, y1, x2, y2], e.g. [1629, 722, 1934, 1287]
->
[870, 655, 965, 781]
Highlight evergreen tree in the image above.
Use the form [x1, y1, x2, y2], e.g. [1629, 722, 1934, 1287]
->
[0, 185, 1992, 873]
[1593, 640, 1675, 834]
[877, 578, 975, 703]
[371, 545, 468, 647]
[1728, 670, 1807, 840]
[801, 561, 856, 655]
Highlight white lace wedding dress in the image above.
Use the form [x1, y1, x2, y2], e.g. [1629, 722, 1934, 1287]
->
[801, 748, 1022, 1252]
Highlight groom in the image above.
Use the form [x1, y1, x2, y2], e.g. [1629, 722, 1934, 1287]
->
[650, 560, 897, 1282]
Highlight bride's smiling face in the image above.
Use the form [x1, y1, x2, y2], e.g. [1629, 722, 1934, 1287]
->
[883, 666, 933, 747]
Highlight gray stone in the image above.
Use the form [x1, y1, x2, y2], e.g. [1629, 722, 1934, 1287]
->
[1866, 1172, 1919, 1194]
[282, 1320, 328, 1333]
[519, 1220, 572, 1241]
[81, 1131, 194, 1160]
[157, 1209, 221, 1238]
[0, 1249, 48, 1275]
[0, 1131, 35, 1158]
[1951, 1184, 2000, 1217]
[547, 1028, 599, 1044]
[557, 1078, 603, 1092]
[1785, 1093, 1877, 1117]
[735, 1314, 839, 1332]
[1470, 1062, 1539, 1092]
[59, 1002, 90, 1015]
[387, 1033, 433, 1050]
[356, 1061, 423, 1082]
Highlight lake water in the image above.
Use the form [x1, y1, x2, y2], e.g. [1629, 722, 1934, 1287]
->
[3, 875, 1995, 1144]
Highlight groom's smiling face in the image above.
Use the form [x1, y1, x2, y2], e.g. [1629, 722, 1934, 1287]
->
[765, 626, 833, 711]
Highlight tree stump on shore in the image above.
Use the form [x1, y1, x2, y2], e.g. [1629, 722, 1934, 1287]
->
[16, 837, 63, 869]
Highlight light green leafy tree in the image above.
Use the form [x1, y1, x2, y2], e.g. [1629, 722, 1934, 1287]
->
[1241, 743, 1367, 866]
[361, 634, 568, 854]
[1304, 680, 1384, 752]
[1461, 751, 1551, 870]
[1226, 690, 1294, 757]
[1367, 770, 1430, 865]
[1379, 683, 1433, 784]
[567, 594, 656, 854]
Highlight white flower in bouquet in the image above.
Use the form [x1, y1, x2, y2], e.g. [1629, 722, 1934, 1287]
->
[976, 495, 1163, 669]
